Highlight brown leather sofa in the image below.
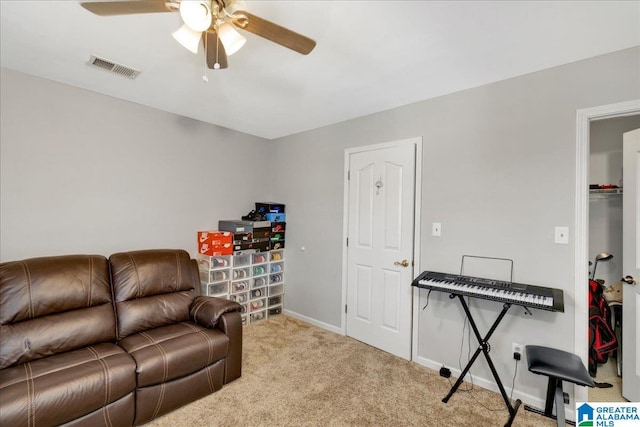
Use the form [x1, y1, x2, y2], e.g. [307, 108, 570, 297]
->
[0, 249, 242, 426]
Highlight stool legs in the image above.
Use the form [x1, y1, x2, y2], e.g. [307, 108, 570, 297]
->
[544, 377, 556, 415]
[539, 377, 567, 427]
[524, 345, 594, 427]
[554, 380, 565, 427]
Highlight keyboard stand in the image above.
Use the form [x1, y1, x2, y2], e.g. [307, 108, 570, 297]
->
[442, 294, 522, 427]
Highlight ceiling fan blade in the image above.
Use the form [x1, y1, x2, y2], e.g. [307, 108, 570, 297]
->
[234, 11, 316, 55]
[205, 31, 228, 69]
[80, 1, 176, 16]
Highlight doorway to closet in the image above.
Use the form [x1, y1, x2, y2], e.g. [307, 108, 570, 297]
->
[587, 115, 640, 402]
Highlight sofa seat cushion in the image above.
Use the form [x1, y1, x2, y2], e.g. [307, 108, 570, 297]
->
[118, 321, 229, 388]
[0, 343, 136, 427]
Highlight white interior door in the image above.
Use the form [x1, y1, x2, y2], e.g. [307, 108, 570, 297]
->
[622, 127, 640, 401]
[345, 141, 416, 360]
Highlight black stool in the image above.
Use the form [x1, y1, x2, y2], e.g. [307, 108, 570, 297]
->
[524, 345, 595, 427]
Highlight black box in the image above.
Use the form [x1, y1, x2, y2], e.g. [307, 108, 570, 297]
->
[255, 202, 285, 214]
[233, 232, 253, 244]
[271, 222, 286, 233]
[271, 240, 285, 250]
[233, 241, 270, 252]
[253, 227, 271, 240]
[270, 232, 286, 242]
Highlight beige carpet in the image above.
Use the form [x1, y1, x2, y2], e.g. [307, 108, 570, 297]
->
[147, 315, 556, 427]
[589, 356, 624, 402]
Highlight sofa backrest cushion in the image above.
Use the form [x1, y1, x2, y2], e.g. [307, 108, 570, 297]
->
[0, 255, 115, 369]
[109, 249, 199, 340]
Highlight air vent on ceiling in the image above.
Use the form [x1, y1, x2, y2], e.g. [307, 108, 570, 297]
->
[88, 55, 140, 79]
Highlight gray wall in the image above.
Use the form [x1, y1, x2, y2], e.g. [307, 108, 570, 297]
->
[271, 47, 640, 403]
[0, 68, 270, 261]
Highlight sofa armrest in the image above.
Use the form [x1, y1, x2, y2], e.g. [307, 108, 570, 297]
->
[217, 311, 242, 383]
[190, 296, 243, 382]
[190, 296, 241, 329]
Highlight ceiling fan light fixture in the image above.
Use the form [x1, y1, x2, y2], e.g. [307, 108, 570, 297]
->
[224, 0, 248, 16]
[180, 0, 213, 32]
[172, 24, 201, 54]
[217, 22, 246, 56]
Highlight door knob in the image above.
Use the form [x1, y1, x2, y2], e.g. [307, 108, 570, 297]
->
[622, 275, 637, 285]
[394, 260, 410, 268]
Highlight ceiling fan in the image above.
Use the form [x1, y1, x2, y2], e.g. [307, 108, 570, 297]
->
[80, 0, 316, 70]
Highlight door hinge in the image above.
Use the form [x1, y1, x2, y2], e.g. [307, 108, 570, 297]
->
[347, 170, 350, 180]
[346, 237, 348, 247]
[345, 304, 348, 314]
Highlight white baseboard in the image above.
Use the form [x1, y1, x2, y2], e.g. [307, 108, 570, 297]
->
[283, 309, 344, 335]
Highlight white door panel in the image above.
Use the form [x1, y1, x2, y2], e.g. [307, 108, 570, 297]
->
[355, 265, 372, 321]
[622, 127, 640, 401]
[346, 141, 416, 360]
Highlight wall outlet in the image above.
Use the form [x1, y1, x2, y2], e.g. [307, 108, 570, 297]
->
[512, 343, 523, 360]
[555, 226, 569, 244]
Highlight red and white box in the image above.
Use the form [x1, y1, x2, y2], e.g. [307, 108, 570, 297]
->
[197, 231, 233, 256]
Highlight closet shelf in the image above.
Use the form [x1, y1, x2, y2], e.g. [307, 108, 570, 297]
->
[589, 188, 623, 199]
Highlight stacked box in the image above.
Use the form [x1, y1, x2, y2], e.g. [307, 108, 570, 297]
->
[219, 220, 271, 253]
[197, 231, 233, 256]
[255, 202, 285, 214]
[266, 249, 285, 318]
[265, 213, 286, 222]
[196, 254, 231, 298]
[225, 252, 269, 324]
[218, 220, 253, 233]
[248, 251, 268, 322]
[205, 207, 286, 324]
[255, 202, 286, 250]
[229, 253, 251, 324]
[252, 221, 271, 244]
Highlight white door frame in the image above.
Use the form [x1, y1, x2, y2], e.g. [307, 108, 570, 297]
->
[574, 100, 640, 403]
[340, 137, 423, 353]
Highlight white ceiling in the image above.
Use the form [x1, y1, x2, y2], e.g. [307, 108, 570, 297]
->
[1, 1, 639, 140]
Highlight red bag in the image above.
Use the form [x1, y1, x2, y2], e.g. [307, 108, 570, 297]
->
[588, 279, 617, 375]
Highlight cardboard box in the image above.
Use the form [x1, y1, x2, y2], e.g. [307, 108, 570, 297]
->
[199, 242, 233, 256]
[218, 220, 253, 233]
[198, 231, 232, 244]
[255, 202, 285, 214]
[197, 231, 233, 256]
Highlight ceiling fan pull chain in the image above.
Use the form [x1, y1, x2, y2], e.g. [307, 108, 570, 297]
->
[202, 31, 209, 82]
[214, 31, 221, 69]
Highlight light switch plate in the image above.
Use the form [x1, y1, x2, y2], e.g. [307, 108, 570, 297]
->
[432, 223, 442, 237]
[555, 226, 569, 244]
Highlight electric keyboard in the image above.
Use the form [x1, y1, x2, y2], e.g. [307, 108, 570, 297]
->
[412, 270, 564, 312]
